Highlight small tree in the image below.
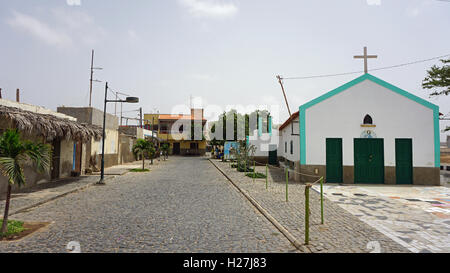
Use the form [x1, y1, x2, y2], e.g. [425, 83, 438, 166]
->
[161, 143, 169, 161]
[0, 129, 51, 234]
[132, 139, 154, 170]
[423, 58, 449, 97]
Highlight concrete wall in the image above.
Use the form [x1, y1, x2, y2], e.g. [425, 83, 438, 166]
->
[57, 107, 120, 171]
[304, 79, 435, 167]
[57, 107, 118, 130]
[0, 163, 51, 196]
[119, 134, 137, 164]
[59, 139, 75, 178]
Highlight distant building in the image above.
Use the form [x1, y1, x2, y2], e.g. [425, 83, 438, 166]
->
[144, 108, 207, 155]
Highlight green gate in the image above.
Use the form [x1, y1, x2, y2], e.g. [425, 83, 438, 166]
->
[268, 144, 277, 165]
[395, 138, 413, 184]
[354, 138, 384, 184]
[326, 138, 343, 183]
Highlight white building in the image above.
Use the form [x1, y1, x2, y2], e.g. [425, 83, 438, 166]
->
[299, 73, 439, 185]
[278, 111, 300, 164]
[278, 111, 302, 181]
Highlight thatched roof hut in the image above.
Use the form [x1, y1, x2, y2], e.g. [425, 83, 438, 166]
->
[0, 104, 102, 142]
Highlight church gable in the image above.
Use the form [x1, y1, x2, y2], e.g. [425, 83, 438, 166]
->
[299, 73, 440, 168]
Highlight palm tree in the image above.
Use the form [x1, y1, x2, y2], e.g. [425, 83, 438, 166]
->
[132, 139, 155, 170]
[0, 129, 51, 234]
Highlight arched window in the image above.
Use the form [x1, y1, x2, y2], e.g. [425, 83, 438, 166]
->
[363, 114, 373, 125]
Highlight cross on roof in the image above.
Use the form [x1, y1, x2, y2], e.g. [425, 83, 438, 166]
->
[353, 46, 377, 74]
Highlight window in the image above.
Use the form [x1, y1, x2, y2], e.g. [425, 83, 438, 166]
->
[285, 142, 287, 153]
[363, 114, 373, 125]
[290, 140, 293, 154]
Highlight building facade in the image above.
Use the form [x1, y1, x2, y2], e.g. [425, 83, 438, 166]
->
[299, 73, 440, 185]
[0, 99, 101, 195]
[144, 108, 207, 156]
[57, 107, 119, 171]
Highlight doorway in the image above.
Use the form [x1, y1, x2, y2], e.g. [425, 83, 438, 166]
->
[326, 138, 343, 183]
[173, 142, 180, 155]
[354, 138, 384, 184]
[395, 138, 413, 184]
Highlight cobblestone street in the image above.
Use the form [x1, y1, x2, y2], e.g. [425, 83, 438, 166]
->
[210, 159, 409, 253]
[0, 157, 297, 253]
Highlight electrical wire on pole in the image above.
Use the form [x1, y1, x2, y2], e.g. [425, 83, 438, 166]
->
[276, 75, 292, 117]
[282, 53, 450, 80]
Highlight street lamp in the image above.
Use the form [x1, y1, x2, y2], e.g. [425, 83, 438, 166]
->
[97, 82, 139, 184]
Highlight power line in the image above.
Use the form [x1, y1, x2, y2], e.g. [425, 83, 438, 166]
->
[282, 53, 450, 80]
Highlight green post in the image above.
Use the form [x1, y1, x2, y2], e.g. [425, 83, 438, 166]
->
[305, 184, 311, 245]
[253, 160, 255, 182]
[320, 177, 324, 225]
[265, 164, 268, 190]
[285, 167, 288, 202]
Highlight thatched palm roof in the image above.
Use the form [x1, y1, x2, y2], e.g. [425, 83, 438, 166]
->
[0, 105, 102, 142]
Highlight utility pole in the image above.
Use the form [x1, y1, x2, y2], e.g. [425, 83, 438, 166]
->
[120, 101, 123, 126]
[16, 89, 20, 102]
[0, 88, 2, 99]
[276, 75, 291, 117]
[88, 49, 103, 107]
[114, 91, 118, 116]
[139, 107, 143, 128]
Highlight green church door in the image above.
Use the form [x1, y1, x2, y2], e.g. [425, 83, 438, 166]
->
[354, 138, 384, 184]
[326, 138, 343, 183]
[395, 139, 413, 184]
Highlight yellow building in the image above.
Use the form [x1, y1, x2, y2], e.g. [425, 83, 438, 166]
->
[144, 109, 207, 155]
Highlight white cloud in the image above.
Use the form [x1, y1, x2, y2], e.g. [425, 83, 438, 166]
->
[406, 0, 433, 17]
[6, 9, 106, 49]
[188, 73, 218, 81]
[7, 11, 72, 48]
[128, 29, 139, 41]
[179, 0, 238, 19]
[366, 0, 381, 6]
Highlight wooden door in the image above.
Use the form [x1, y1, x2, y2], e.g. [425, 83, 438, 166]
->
[326, 138, 343, 183]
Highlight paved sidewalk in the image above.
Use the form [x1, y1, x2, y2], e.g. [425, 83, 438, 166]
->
[313, 184, 450, 253]
[0, 160, 159, 216]
[210, 159, 409, 253]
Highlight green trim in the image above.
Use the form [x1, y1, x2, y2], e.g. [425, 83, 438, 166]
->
[268, 116, 272, 136]
[434, 108, 440, 167]
[258, 117, 262, 137]
[299, 73, 440, 167]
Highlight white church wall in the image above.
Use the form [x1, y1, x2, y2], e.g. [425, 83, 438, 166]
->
[304, 79, 435, 167]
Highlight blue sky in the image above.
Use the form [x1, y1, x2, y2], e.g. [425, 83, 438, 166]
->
[1, 0, 449, 138]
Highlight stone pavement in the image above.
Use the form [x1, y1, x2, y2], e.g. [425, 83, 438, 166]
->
[312, 184, 450, 253]
[0, 160, 149, 216]
[211, 159, 409, 253]
[0, 157, 297, 252]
